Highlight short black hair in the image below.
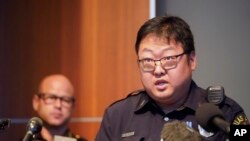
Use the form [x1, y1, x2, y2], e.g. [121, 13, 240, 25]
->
[135, 16, 195, 55]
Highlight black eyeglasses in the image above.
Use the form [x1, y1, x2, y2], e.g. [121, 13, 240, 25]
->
[138, 51, 188, 72]
[36, 93, 75, 107]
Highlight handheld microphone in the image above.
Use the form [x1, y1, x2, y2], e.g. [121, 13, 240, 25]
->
[0, 118, 11, 131]
[195, 103, 230, 134]
[160, 120, 201, 141]
[22, 117, 43, 141]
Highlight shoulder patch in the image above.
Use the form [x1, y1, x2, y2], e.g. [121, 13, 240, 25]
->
[233, 113, 249, 125]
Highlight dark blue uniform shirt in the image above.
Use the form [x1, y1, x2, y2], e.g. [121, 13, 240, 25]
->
[95, 81, 248, 141]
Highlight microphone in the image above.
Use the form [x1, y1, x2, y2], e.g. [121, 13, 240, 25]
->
[160, 120, 201, 141]
[0, 118, 11, 131]
[22, 117, 43, 141]
[195, 103, 230, 134]
[207, 85, 225, 105]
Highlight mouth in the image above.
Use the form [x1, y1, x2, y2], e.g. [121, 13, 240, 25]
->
[51, 112, 63, 119]
[155, 79, 168, 91]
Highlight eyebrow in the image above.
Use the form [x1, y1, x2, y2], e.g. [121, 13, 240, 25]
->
[140, 47, 176, 53]
[38, 93, 74, 98]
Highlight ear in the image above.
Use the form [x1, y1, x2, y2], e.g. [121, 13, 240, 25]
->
[32, 94, 39, 111]
[189, 51, 197, 71]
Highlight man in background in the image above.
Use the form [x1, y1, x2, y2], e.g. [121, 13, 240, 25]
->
[31, 74, 86, 141]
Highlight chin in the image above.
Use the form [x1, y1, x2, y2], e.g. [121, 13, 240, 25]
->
[155, 88, 172, 95]
[158, 94, 173, 100]
[48, 119, 64, 126]
[150, 90, 167, 98]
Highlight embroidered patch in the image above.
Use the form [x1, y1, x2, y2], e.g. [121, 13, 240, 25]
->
[233, 114, 249, 125]
[121, 131, 135, 138]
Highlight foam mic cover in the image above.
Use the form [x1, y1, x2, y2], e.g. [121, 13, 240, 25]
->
[22, 117, 43, 141]
[195, 103, 230, 133]
[160, 120, 201, 141]
[0, 118, 11, 131]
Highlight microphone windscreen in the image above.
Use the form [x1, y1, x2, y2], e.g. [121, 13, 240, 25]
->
[160, 120, 201, 141]
[195, 103, 224, 131]
[26, 117, 43, 134]
[0, 119, 11, 131]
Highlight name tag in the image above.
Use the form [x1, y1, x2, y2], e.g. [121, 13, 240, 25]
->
[121, 131, 135, 138]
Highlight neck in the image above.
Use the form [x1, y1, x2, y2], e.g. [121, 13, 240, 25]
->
[160, 98, 187, 114]
[44, 123, 68, 136]
[39, 123, 68, 141]
[158, 80, 192, 113]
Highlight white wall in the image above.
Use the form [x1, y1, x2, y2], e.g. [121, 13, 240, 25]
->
[157, 0, 250, 118]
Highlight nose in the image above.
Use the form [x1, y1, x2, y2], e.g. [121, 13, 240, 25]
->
[154, 61, 166, 76]
[54, 98, 62, 108]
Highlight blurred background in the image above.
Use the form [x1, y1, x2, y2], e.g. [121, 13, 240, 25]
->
[0, 0, 147, 140]
[0, 0, 249, 140]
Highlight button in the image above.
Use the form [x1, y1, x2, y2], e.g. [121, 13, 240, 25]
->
[164, 117, 169, 121]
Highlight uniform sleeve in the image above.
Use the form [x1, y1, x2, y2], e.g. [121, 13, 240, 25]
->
[232, 112, 249, 125]
[223, 97, 249, 125]
[95, 108, 113, 141]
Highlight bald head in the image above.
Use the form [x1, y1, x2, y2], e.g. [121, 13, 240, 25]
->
[33, 74, 75, 128]
[38, 74, 74, 96]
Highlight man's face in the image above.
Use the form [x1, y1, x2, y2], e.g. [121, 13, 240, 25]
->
[33, 78, 74, 127]
[138, 34, 196, 105]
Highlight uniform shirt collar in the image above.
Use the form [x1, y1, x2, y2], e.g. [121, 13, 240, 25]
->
[134, 91, 151, 113]
[134, 80, 206, 114]
[183, 81, 206, 111]
[33, 128, 72, 141]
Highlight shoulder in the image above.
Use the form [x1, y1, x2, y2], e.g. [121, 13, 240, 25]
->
[108, 89, 145, 107]
[223, 96, 249, 124]
[74, 135, 87, 141]
[223, 96, 244, 113]
[103, 89, 146, 115]
[66, 130, 87, 141]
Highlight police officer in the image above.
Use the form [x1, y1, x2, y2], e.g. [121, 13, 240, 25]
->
[95, 16, 249, 141]
[31, 74, 86, 141]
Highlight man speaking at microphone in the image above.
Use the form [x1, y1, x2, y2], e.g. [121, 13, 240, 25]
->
[28, 74, 86, 141]
[95, 15, 249, 141]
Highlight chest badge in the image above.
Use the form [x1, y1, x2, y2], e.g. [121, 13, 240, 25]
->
[121, 131, 135, 138]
